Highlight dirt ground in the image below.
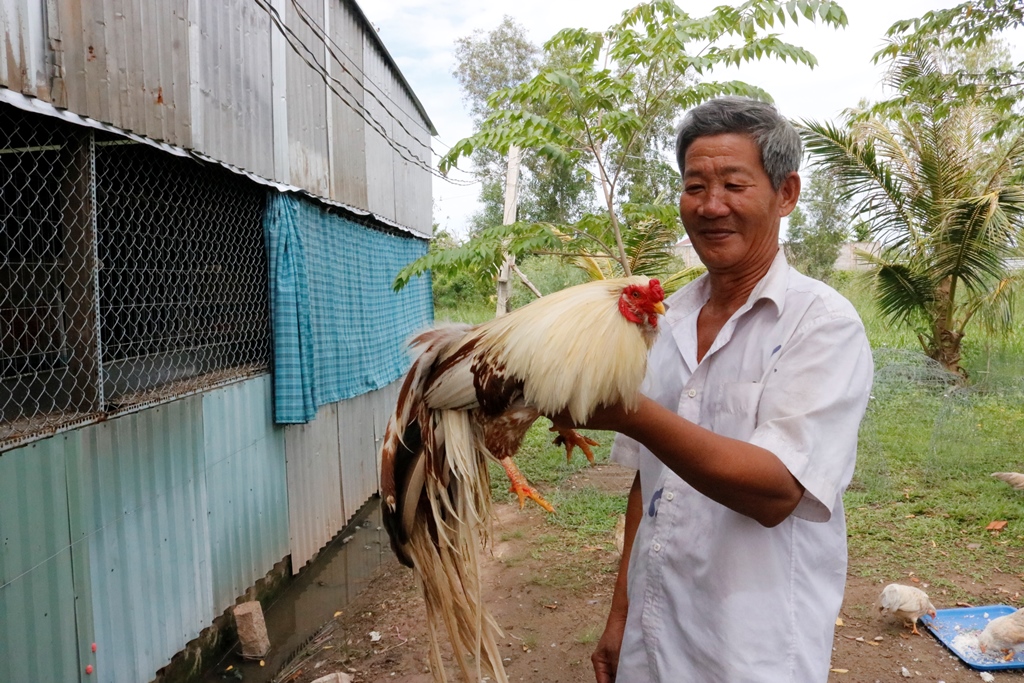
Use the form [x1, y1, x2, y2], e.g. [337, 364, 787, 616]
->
[281, 463, 1024, 683]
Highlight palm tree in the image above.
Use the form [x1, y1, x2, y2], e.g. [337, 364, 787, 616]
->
[798, 48, 1024, 377]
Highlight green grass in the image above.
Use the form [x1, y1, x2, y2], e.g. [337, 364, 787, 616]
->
[485, 422, 623, 547]
[835, 277, 1024, 598]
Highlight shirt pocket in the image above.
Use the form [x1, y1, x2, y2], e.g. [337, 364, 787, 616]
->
[709, 381, 764, 440]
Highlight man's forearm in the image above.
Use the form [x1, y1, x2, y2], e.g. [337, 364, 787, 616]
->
[616, 397, 804, 527]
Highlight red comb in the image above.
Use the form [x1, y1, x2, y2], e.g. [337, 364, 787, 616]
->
[649, 279, 665, 301]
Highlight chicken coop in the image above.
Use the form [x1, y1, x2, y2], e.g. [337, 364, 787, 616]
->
[0, 1, 434, 681]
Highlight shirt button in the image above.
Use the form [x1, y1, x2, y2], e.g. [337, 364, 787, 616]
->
[652, 542, 662, 552]
[687, 389, 697, 398]
[664, 492, 675, 501]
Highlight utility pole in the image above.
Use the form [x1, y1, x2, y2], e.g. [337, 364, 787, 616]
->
[495, 145, 522, 316]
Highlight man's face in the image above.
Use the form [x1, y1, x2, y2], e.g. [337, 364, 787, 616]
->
[678, 133, 799, 275]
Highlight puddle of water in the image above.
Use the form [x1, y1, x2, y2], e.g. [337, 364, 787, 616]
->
[203, 497, 392, 683]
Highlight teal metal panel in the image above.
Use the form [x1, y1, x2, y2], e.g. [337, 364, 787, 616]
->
[203, 376, 289, 611]
[284, 404, 344, 572]
[0, 437, 80, 683]
[66, 397, 214, 683]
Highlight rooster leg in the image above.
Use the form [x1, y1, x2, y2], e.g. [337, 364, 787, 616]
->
[549, 427, 599, 464]
[909, 620, 921, 636]
[498, 457, 555, 513]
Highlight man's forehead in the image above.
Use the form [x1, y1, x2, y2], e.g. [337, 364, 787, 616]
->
[683, 134, 764, 176]
[682, 161, 759, 178]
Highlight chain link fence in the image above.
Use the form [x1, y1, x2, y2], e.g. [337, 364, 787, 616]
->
[1, 104, 271, 451]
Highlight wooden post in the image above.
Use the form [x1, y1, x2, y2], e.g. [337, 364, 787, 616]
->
[495, 145, 522, 317]
[61, 130, 103, 413]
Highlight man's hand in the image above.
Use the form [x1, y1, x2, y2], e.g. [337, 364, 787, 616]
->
[548, 396, 645, 434]
[592, 609, 627, 683]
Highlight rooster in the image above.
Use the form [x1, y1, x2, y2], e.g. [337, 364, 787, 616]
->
[379, 276, 665, 683]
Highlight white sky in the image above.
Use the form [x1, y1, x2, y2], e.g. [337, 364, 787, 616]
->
[361, 1, 1021, 237]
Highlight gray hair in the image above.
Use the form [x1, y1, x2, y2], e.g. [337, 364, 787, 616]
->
[674, 97, 802, 190]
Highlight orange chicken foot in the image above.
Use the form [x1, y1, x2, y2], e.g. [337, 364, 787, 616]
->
[498, 457, 555, 513]
[550, 427, 599, 464]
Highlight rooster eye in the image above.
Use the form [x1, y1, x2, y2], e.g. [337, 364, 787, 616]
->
[631, 291, 640, 299]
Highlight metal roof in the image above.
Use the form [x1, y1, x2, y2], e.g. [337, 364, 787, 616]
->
[349, 0, 438, 136]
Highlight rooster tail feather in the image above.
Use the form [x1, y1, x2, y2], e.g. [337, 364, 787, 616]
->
[396, 409, 506, 683]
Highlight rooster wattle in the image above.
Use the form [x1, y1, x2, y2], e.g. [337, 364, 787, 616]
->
[379, 275, 665, 683]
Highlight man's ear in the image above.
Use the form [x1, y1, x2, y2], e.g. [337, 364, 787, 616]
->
[777, 172, 801, 217]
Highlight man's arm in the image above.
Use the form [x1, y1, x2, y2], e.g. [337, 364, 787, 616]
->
[555, 401, 804, 527]
[593, 472, 642, 683]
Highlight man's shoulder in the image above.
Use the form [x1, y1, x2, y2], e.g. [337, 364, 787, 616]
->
[784, 268, 862, 323]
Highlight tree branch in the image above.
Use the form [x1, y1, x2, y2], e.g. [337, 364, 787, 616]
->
[512, 263, 544, 298]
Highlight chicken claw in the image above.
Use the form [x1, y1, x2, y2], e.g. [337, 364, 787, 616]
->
[498, 457, 555, 513]
[550, 427, 600, 464]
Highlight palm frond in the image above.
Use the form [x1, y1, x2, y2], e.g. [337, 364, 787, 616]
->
[873, 263, 936, 326]
[933, 188, 1024, 292]
[623, 212, 683, 277]
[961, 273, 1020, 337]
[658, 265, 706, 295]
[797, 120, 919, 246]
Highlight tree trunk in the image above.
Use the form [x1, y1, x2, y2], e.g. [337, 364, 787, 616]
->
[927, 278, 966, 377]
[930, 324, 966, 378]
[496, 145, 522, 316]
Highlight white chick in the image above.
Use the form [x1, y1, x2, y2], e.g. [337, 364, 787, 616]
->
[992, 472, 1024, 490]
[879, 583, 936, 635]
[979, 608, 1024, 661]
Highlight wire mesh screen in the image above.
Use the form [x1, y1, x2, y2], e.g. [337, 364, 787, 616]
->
[1, 104, 271, 450]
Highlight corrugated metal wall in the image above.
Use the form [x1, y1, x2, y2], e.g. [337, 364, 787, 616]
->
[66, 398, 214, 683]
[286, 380, 400, 571]
[285, 403, 345, 573]
[191, 0, 276, 181]
[203, 376, 290, 612]
[51, 0, 193, 147]
[0, 0, 434, 235]
[0, 373, 392, 682]
[0, 438, 80, 683]
[328, 1, 368, 210]
[0, 0, 48, 97]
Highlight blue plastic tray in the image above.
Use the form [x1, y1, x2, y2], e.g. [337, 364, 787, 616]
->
[921, 605, 1024, 671]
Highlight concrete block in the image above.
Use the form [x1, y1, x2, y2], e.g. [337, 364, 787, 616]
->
[232, 601, 271, 659]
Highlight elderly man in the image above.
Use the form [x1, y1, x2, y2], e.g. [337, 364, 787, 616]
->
[556, 97, 873, 682]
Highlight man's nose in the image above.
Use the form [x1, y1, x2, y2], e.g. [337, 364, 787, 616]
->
[697, 187, 729, 218]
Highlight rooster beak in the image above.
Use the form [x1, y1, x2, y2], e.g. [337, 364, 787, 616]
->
[653, 301, 667, 315]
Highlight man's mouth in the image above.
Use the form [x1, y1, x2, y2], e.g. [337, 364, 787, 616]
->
[700, 229, 734, 241]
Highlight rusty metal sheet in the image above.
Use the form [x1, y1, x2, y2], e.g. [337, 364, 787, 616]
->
[0, 0, 49, 97]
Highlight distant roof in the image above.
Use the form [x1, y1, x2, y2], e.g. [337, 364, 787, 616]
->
[349, 0, 437, 136]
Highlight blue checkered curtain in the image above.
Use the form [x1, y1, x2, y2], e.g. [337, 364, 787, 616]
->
[264, 192, 433, 424]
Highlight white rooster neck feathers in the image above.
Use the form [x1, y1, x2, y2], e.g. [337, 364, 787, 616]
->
[468, 275, 661, 424]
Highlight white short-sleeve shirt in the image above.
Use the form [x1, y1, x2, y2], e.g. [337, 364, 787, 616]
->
[612, 251, 873, 683]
